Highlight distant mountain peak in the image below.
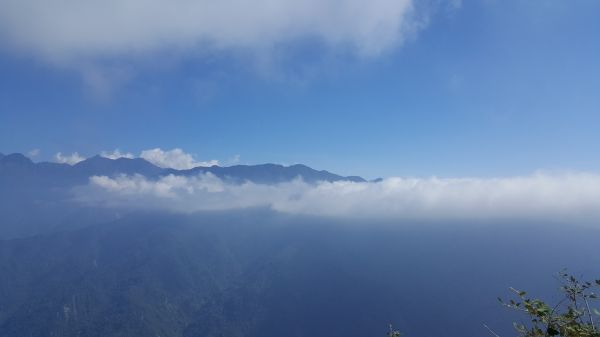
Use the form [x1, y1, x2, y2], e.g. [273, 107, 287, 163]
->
[71, 155, 163, 178]
[74, 154, 108, 165]
[0, 153, 33, 166]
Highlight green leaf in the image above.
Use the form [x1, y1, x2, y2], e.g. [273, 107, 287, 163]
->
[547, 326, 559, 336]
[513, 322, 526, 333]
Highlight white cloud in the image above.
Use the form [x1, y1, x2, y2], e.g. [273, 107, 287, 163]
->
[0, 0, 418, 64]
[100, 149, 135, 160]
[80, 172, 600, 222]
[139, 148, 219, 170]
[55, 152, 86, 165]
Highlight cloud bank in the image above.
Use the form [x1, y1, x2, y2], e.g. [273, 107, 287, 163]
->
[0, 0, 419, 64]
[79, 172, 600, 222]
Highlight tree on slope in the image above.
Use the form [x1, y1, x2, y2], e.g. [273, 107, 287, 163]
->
[498, 271, 600, 337]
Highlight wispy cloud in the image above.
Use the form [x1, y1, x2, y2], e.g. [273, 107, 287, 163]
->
[139, 148, 218, 170]
[55, 152, 86, 165]
[79, 172, 600, 222]
[27, 149, 40, 158]
[226, 154, 241, 166]
[100, 149, 134, 160]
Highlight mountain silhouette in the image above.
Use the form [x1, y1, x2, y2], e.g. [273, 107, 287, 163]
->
[0, 153, 365, 239]
[0, 153, 365, 186]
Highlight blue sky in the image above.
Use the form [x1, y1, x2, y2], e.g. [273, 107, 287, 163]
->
[1, 0, 599, 178]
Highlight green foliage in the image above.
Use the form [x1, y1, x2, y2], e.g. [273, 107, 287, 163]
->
[499, 271, 600, 337]
[387, 324, 401, 337]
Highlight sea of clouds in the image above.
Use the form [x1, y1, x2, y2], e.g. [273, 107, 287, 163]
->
[78, 171, 600, 222]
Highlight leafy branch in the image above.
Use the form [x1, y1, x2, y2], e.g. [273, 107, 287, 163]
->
[498, 271, 600, 337]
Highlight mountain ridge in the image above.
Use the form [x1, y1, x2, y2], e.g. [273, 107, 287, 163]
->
[0, 153, 366, 239]
[0, 153, 366, 184]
